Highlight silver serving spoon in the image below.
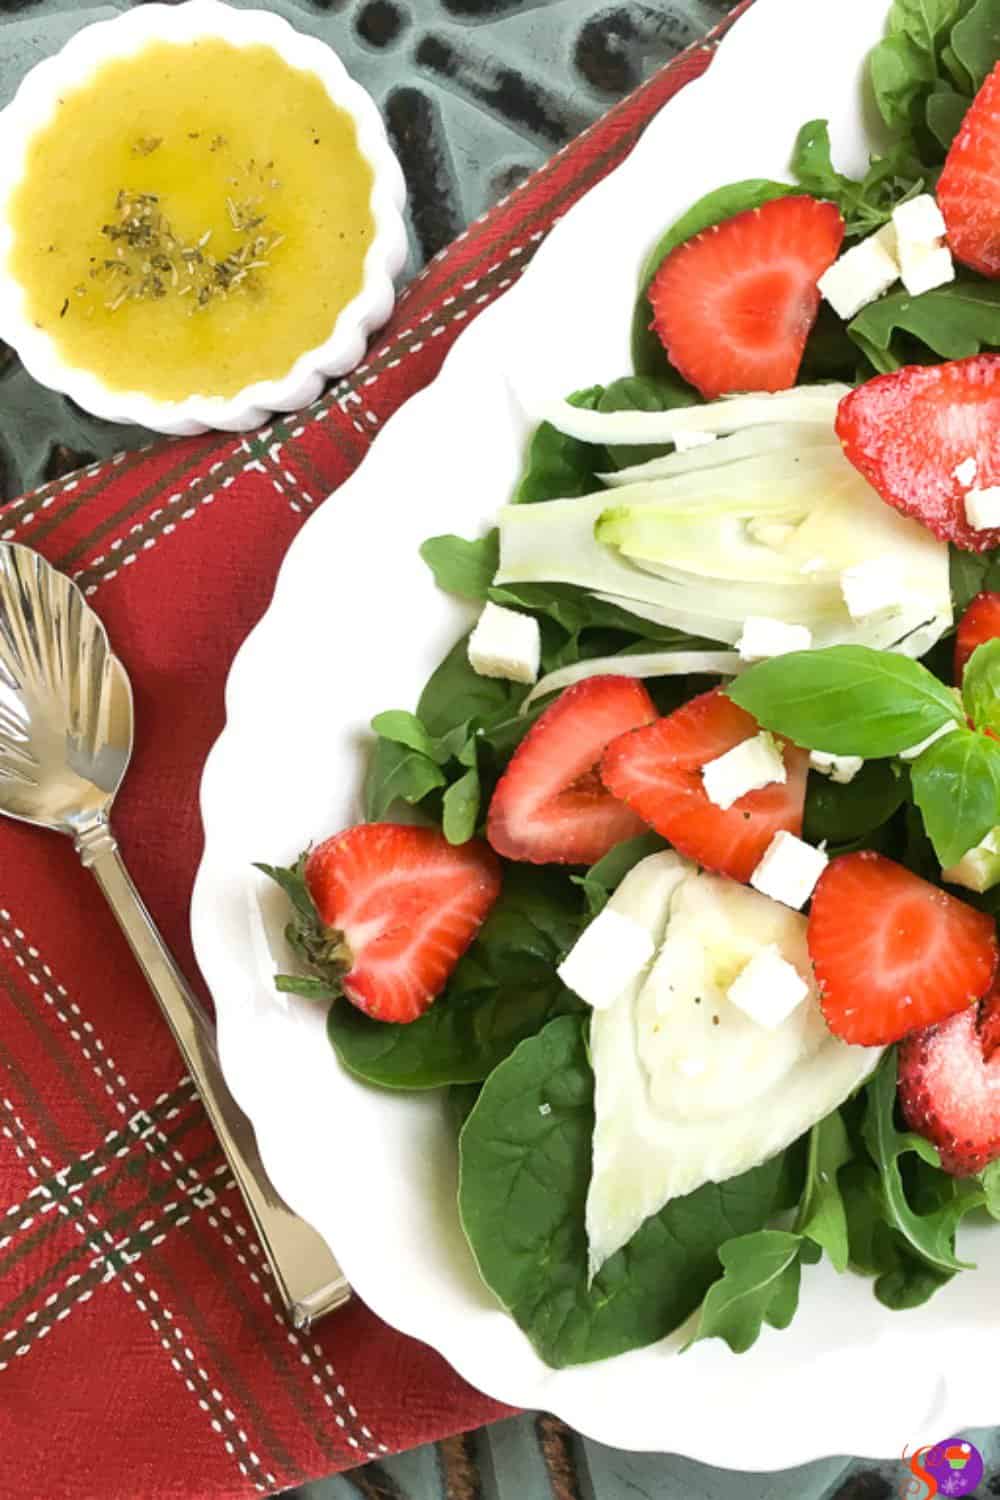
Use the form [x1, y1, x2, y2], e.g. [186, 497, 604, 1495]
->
[0, 542, 349, 1329]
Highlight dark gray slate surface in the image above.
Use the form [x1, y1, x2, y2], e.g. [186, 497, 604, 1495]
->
[2, 3, 996, 1497]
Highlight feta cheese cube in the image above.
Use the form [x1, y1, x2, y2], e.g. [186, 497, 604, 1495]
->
[557, 907, 655, 1009]
[749, 830, 828, 909]
[737, 616, 813, 662]
[818, 229, 901, 320]
[727, 944, 810, 1029]
[468, 602, 540, 684]
[892, 193, 947, 245]
[965, 485, 1000, 532]
[899, 720, 958, 760]
[942, 828, 1000, 894]
[671, 429, 717, 453]
[840, 555, 905, 619]
[954, 457, 979, 489]
[809, 750, 864, 785]
[899, 241, 954, 297]
[702, 732, 786, 811]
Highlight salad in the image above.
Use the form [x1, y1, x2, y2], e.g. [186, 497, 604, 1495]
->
[261, 0, 1000, 1367]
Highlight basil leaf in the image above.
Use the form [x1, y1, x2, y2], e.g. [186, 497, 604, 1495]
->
[963, 638, 1000, 732]
[327, 868, 582, 1089]
[513, 386, 605, 506]
[685, 1231, 806, 1354]
[727, 646, 963, 756]
[911, 726, 1000, 865]
[442, 765, 480, 845]
[861, 1051, 980, 1276]
[364, 737, 446, 821]
[458, 1015, 799, 1367]
[794, 1111, 854, 1272]
[631, 180, 792, 378]
[420, 531, 499, 601]
[598, 374, 696, 471]
[849, 282, 1000, 365]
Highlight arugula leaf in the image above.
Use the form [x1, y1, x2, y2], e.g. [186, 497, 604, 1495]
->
[861, 1051, 979, 1275]
[804, 761, 908, 847]
[963, 638, 1000, 732]
[727, 646, 964, 756]
[685, 1231, 807, 1354]
[795, 1111, 854, 1272]
[458, 1015, 799, 1367]
[630, 180, 792, 378]
[849, 283, 1000, 370]
[572, 831, 669, 917]
[420, 531, 499, 601]
[597, 374, 696, 471]
[910, 726, 1000, 864]
[791, 121, 923, 237]
[327, 867, 583, 1089]
[513, 387, 605, 506]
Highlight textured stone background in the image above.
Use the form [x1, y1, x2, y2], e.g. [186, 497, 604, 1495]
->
[2, 3, 996, 1498]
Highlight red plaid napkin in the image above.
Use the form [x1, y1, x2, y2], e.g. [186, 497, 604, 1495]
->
[0, 8, 749, 1497]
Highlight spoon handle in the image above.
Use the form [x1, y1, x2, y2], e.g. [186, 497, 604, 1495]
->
[75, 818, 351, 1330]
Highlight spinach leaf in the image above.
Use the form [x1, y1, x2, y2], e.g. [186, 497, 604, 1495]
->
[630, 180, 793, 378]
[327, 867, 582, 1089]
[849, 283, 1000, 370]
[417, 635, 524, 738]
[573, 831, 669, 917]
[458, 1015, 799, 1368]
[804, 761, 908, 846]
[727, 646, 963, 756]
[598, 373, 696, 471]
[979, 1158, 1000, 1217]
[910, 725, 1000, 864]
[365, 737, 446, 821]
[951, 544, 1000, 613]
[441, 764, 481, 845]
[861, 1051, 981, 1275]
[685, 1231, 815, 1353]
[795, 1111, 854, 1272]
[951, 0, 1000, 91]
[513, 387, 605, 506]
[450, 1083, 481, 1135]
[420, 531, 499, 601]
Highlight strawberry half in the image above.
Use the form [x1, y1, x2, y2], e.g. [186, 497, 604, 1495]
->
[938, 61, 1000, 277]
[899, 1007, 1000, 1176]
[835, 356, 1000, 552]
[978, 983, 1000, 1063]
[647, 195, 845, 399]
[599, 687, 808, 883]
[257, 824, 501, 1023]
[955, 591, 1000, 680]
[486, 675, 656, 864]
[808, 852, 998, 1047]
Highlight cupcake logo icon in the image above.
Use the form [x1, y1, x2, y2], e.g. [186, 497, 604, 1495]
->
[901, 1438, 985, 1497]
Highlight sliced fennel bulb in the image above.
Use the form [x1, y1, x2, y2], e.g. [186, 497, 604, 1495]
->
[496, 438, 951, 653]
[522, 650, 742, 710]
[539, 383, 852, 447]
[600, 421, 840, 488]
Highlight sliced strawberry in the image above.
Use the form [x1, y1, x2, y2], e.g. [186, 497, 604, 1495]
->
[258, 824, 501, 1023]
[835, 356, 1000, 552]
[647, 195, 844, 399]
[808, 852, 998, 1047]
[978, 982, 1000, 1063]
[598, 687, 808, 883]
[938, 62, 1000, 277]
[486, 675, 656, 864]
[899, 1007, 1000, 1175]
[955, 591, 1000, 680]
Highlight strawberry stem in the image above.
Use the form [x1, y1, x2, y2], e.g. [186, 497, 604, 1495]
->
[254, 854, 353, 1001]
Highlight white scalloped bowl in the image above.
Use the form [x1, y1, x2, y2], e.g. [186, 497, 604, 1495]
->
[0, 0, 407, 435]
